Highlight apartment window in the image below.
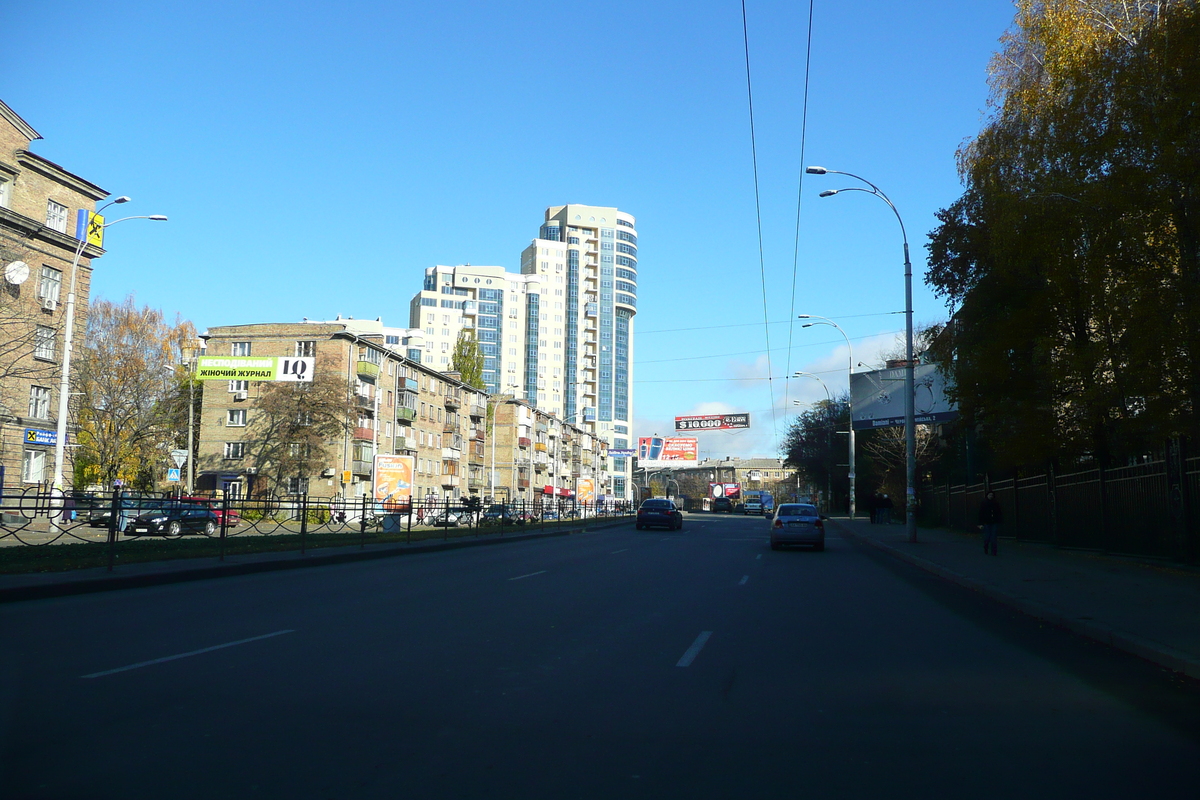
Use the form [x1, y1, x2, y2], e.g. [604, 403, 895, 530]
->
[231, 341, 252, 357]
[46, 200, 68, 233]
[227, 409, 247, 427]
[22, 449, 47, 483]
[0, 175, 10, 208]
[28, 385, 51, 419]
[385, 422, 393, 438]
[39, 266, 62, 304]
[34, 326, 56, 361]
[223, 441, 245, 459]
[229, 380, 249, 393]
[295, 340, 316, 357]
[287, 477, 309, 494]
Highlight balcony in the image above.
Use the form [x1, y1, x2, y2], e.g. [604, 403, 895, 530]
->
[395, 436, 416, 452]
[352, 459, 372, 475]
[398, 376, 418, 391]
[353, 426, 374, 441]
[444, 392, 461, 410]
[518, 478, 531, 489]
[518, 437, 531, 448]
[355, 394, 374, 409]
[356, 360, 381, 380]
[534, 442, 547, 452]
[396, 407, 416, 423]
[440, 475, 460, 488]
[443, 420, 459, 434]
[442, 447, 461, 460]
[473, 428, 485, 441]
[469, 402, 487, 419]
[468, 476, 487, 490]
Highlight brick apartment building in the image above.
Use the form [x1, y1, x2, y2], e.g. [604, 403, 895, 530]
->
[0, 99, 108, 489]
[197, 321, 489, 504]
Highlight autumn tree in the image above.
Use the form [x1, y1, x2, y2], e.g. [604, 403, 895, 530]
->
[73, 296, 197, 488]
[244, 358, 356, 494]
[451, 330, 485, 390]
[925, 1, 1200, 468]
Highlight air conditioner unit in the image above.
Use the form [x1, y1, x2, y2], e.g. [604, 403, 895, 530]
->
[42, 297, 57, 311]
[233, 391, 248, 401]
[321, 468, 335, 477]
[245, 467, 257, 474]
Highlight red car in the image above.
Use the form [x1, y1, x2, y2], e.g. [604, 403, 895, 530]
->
[180, 496, 241, 528]
[636, 498, 683, 531]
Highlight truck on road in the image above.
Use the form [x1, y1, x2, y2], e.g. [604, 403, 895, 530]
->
[742, 490, 774, 516]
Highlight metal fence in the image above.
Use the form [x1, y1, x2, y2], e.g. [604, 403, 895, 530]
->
[0, 486, 634, 571]
[920, 450, 1199, 562]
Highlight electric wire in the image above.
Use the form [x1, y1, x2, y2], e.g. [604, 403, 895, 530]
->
[782, 0, 818, 435]
[637, 311, 903, 336]
[740, 0, 779, 446]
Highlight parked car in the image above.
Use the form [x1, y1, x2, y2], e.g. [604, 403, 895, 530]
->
[179, 496, 241, 528]
[636, 498, 683, 531]
[481, 504, 515, 525]
[712, 497, 734, 513]
[88, 498, 165, 530]
[424, 507, 470, 527]
[124, 502, 219, 538]
[769, 503, 826, 551]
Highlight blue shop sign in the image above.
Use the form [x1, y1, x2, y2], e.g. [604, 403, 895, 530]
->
[24, 428, 58, 446]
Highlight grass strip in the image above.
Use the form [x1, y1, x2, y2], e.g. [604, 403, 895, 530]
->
[0, 523, 563, 575]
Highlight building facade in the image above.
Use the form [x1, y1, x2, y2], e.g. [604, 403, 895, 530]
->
[0, 100, 108, 489]
[196, 321, 489, 504]
[405, 203, 637, 505]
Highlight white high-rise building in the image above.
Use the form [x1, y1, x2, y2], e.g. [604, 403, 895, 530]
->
[406, 204, 637, 502]
[524, 204, 637, 502]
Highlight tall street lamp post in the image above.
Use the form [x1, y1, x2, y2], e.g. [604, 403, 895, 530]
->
[51, 201, 168, 491]
[807, 165, 917, 542]
[799, 315, 857, 520]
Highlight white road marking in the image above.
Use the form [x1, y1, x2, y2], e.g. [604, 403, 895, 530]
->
[676, 631, 713, 667]
[508, 570, 547, 581]
[611, 549, 629, 554]
[738, 575, 749, 585]
[81, 630, 295, 679]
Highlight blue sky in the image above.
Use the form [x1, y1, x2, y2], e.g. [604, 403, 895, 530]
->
[3, 0, 1015, 459]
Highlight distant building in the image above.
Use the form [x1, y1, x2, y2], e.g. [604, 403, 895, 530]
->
[0, 99, 108, 488]
[405, 203, 638, 504]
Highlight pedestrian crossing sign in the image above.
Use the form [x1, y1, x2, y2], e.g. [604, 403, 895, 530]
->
[167, 468, 181, 482]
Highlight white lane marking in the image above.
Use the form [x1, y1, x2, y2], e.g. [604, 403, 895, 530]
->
[676, 631, 713, 667]
[611, 549, 629, 554]
[756, 554, 762, 560]
[738, 575, 749, 585]
[508, 570, 547, 581]
[81, 630, 295, 679]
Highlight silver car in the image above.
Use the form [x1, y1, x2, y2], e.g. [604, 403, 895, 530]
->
[769, 503, 825, 551]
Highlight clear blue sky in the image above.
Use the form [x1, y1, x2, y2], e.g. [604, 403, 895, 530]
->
[3, 0, 1015, 459]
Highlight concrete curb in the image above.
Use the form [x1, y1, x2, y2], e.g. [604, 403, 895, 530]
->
[0, 520, 629, 604]
[832, 521, 1200, 681]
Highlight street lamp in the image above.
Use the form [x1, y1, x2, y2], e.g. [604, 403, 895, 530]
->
[794, 372, 834, 512]
[51, 201, 168, 490]
[808, 165, 917, 542]
[799, 315, 857, 520]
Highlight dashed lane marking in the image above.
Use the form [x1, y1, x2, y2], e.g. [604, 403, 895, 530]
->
[82, 630, 295, 679]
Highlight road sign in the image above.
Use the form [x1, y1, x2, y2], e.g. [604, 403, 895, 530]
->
[167, 468, 181, 482]
[171, 449, 188, 468]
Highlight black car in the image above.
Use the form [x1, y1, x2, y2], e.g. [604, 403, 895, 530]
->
[124, 502, 219, 538]
[636, 498, 683, 531]
[481, 504, 515, 525]
[711, 497, 734, 513]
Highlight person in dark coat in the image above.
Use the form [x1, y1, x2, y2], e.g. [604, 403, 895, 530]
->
[865, 492, 878, 524]
[977, 491, 1003, 556]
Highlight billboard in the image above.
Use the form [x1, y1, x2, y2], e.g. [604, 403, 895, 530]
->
[675, 413, 751, 431]
[710, 482, 741, 500]
[373, 454, 415, 510]
[638, 437, 699, 469]
[849, 363, 959, 430]
[576, 477, 595, 505]
[196, 356, 315, 382]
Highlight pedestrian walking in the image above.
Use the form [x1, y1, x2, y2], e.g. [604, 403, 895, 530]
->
[977, 490, 1003, 555]
[865, 492, 878, 524]
[880, 494, 893, 524]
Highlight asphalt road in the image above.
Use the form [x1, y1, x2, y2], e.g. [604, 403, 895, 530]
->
[2, 512, 1199, 799]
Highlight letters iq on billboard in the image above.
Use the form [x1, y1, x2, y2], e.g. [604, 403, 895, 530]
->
[373, 454, 415, 511]
[849, 363, 959, 431]
[674, 413, 751, 431]
[637, 437, 699, 469]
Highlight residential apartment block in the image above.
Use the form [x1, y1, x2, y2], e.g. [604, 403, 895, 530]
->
[196, 321, 489, 504]
[0, 100, 108, 489]
[406, 203, 637, 503]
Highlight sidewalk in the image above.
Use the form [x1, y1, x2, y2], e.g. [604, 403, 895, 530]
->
[0, 518, 630, 604]
[830, 517, 1200, 680]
